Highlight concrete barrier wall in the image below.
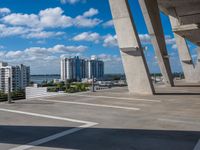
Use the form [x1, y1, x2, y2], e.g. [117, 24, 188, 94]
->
[26, 87, 59, 99]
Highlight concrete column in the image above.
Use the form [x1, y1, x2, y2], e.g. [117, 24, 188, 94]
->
[108, 0, 154, 95]
[139, 0, 174, 87]
[169, 9, 200, 83]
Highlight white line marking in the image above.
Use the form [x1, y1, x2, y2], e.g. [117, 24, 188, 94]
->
[194, 139, 200, 150]
[38, 99, 140, 111]
[0, 108, 93, 124]
[0, 108, 98, 150]
[65, 94, 161, 103]
[9, 123, 97, 150]
[158, 118, 200, 126]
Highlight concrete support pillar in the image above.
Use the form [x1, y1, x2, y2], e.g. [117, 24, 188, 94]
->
[108, 0, 154, 95]
[169, 9, 200, 83]
[139, 0, 174, 87]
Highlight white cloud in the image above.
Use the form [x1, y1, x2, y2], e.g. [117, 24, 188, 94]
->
[5, 50, 24, 59]
[2, 7, 101, 29]
[2, 7, 72, 29]
[83, 8, 99, 17]
[0, 24, 64, 39]
[138, 34, 176, 46]
[97, 53, 123, 74]
[0, 7, 101, 40]
[48, 45, 88, 53]
[102, 20, 113, 28]
[139, 34, 151, 44]
[74, 8, 102, 28]
[103, 34, 118, 47]
[39, 7, 73, 28]
[2, 44, 87, 61]
[0, 44, 88, 74]
[165, 35, 176, 45]
[0, 24, 29, 37]
[60, 0, 79, 4]
[171, 44, 177, 49]
[0, 8, 11, 15]
[74, 16, 102, 28]
[98, 53, 121, 62]
[25, 31, 65, 39]
[60, 0, 87, 4]
[73, 32, 118, 47]
[73, 32, 101, 43]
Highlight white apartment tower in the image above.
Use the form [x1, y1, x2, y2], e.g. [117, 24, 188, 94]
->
[61, 56, 104, 81]
[0, 62, 30, 93]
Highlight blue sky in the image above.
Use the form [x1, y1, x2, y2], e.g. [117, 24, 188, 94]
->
[0, 0, 198, 74]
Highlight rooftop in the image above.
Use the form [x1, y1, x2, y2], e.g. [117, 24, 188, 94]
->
[0, 82, 200, 150]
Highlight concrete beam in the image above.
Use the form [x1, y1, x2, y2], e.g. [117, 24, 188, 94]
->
[108, 0, 154, 95]
[139, 0, 174, 86]
[169, 10, 200, 83]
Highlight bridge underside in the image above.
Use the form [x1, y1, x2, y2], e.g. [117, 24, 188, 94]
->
[158, 0, 200, 46]
[109, 0, 200, 95]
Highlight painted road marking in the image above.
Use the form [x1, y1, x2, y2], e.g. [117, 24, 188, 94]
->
[194, 139, 200, 150]
[38, 99, 140, 111]
[0, 108, 93, 124]
[158, 118, 200, 126]
[0, 108, 98, 150]
[64, 94, 161, 103]
[9, 123, 97, 150]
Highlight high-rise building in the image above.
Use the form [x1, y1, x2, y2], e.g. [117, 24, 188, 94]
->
[0, 62, 30, 93]
[61, 56, 104, 81]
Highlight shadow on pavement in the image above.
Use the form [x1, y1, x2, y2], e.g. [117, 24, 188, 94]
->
[0, 125, 199, 150]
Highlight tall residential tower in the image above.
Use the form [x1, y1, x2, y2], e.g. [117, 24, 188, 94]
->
[0, 62, 30, 93]
[61, 56, 104, 81]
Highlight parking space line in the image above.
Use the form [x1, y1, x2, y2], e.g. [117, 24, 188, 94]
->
[38, 99, 140, 111]
[0, 108, 94, 124]
[194, 139, 200, 150]
[9, 123, 97, 150]
[158, 118, 200, 126]
[0, 108, 98, 150]
[65, 94, 161, 103]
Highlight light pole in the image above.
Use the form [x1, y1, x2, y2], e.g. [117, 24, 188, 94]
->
[7, 76, 12, 104]
[91, 75, 95, 92]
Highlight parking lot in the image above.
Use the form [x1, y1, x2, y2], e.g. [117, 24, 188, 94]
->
[0, 86, 200, 150]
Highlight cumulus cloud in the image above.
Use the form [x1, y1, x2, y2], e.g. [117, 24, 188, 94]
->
[0, 24, 29, 37]
[0, 24, 64, 39]
[103, 34, 118, 47]
[97, 53, 121, 62]
[0, 7, 101, 40]
[74, 8, 102, 28]
[39, 7, 73, 28]
[59, 0, 87, 4]
[73, 32, 118, 47]
[60, 0, 80, 4]
[171, 44, 177, 49]
[0, 44, 88, 74]
[139, 34, 151, 44]
[83, 8, 99, 17]
[48, 45, 88, 53]
[2, 7, 73, 28]
[25, 31, 65, 39]
[2, 7, 101, 29]
[138, 34, 176, 46]
[1, 44, 87, 61]
[0, 8, 11, 15]
[97, 53, 123, 73]
[102, 20, 113, 28]
[73, 32, 101, 43]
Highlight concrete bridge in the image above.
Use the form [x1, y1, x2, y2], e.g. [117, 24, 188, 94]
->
[108, 0, 200, 95]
